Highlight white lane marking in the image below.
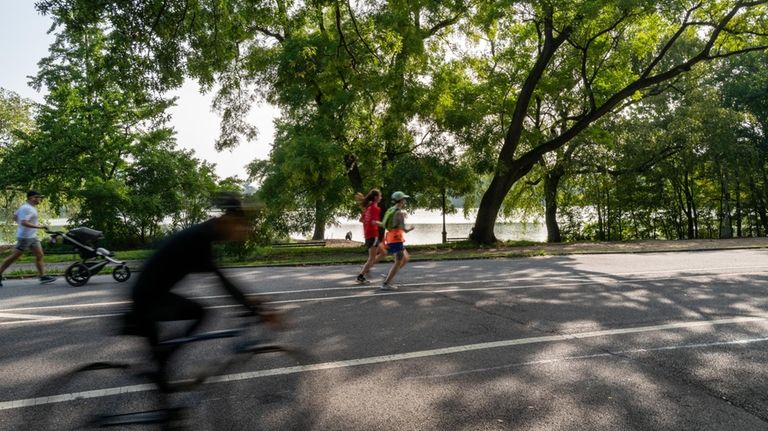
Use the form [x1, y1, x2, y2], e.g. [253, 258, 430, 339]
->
[2, 265, 767, 315]
[0, 276, 577, 313]
[0, 312, 59, 320]
[0, 301, 131, 313]
[0, 382, 156, 410]
[0, 313, 122, 326]
[1, 316, 766, 411]
[4, 269, 768, 326]
[407, 336, 768, 379]
[0, 279, 617, 316]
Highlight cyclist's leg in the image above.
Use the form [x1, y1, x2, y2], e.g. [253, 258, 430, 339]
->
[142, 293, 206, 389]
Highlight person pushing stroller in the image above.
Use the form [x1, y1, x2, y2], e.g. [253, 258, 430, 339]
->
[0, 191, 56, 286]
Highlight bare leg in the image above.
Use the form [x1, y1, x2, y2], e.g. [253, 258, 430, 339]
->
[0, 249, 24, 275]
[383, 249, 409, 285]
[32, 246, 45, 277]
[361, 244, 385, 276]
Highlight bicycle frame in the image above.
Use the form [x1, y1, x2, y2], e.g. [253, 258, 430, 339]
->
[23, 312, 316, 431]
[90, 317, 286, 428]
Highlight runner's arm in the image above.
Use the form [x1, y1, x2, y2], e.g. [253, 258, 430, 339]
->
[20, 220, 47, 230]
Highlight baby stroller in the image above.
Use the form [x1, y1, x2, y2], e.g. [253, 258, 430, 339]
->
[48, 227, 131, 287]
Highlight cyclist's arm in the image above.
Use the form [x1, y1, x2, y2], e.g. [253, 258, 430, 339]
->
[212, 268, 262, 312]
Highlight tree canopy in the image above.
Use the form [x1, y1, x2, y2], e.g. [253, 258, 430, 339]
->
[16, 0, 768, 245]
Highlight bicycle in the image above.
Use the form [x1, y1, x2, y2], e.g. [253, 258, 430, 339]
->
[22, 312, 322, 430]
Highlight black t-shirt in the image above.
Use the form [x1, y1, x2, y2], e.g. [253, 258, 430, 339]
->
[132, 219, 219, 304]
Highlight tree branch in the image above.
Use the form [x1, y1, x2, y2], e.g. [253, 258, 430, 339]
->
[499, 8, 573, 163]
[425, 13, 462, 38]
[249, 26, 285, 43]
[516, 3, 768, 170]
[335, 0, 358, 71]
[640, 2, 704, 79]
[346, 0, 383, 64]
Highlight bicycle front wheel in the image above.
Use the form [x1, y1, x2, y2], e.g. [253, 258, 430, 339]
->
[22, 362, 165, 430]
[199, 344, 325, 431]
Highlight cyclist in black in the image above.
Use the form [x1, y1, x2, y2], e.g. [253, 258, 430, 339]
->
[124, 193, 273, 387]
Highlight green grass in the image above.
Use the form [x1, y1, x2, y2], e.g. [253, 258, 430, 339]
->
[221, 240, 550, 267]
[0, 240, 555, 279]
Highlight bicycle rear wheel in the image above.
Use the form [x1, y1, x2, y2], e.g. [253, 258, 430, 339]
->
[199, 344, 325, 430]
[23, 362, 165, 430]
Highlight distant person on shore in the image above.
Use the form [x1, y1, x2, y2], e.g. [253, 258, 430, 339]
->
[379, 191, 414, 290]
[0, 191, 56, 286]
[355, 189, 385, 284]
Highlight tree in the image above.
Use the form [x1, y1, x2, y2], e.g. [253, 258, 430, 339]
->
[250, 118, 350, 240]
[466, 1, 768, 243]
[0, 88, 37, 149]
[0, 7, 221, 245]
[0, 89, 39, 239]
[35, 0, 473, 237]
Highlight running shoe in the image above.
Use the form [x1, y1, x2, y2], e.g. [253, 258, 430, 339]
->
[356, 274, 370, 284]
[39, 275, 56, 284]
[379, 282, 398, 291]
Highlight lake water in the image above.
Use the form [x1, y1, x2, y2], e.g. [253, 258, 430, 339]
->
[0, 211, 546, 246]
[321, 209, 546, 245]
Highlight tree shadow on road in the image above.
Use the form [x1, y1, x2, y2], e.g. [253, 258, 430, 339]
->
[4, 252, 768, 430]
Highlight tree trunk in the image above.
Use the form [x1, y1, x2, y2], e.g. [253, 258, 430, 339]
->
[685, 184, 696, 239]
[470, 162, 534, 243]
[720, 172, 732, 239]
[543, 167, 564, 243]
[683, 175, 696, 239]
[735, 178, 742, 237]
[749, 177, 766, 236]
[605, 187, 612, 241]
[757, 201, 768, 237]
[344, 154, 364, 193]
[312, 198, 326, 240]
[596, 203, 605, 241]
[469, 176, 507, 244]
[311, 222, 325, 240]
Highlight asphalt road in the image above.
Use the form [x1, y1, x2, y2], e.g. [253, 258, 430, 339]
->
[2, 249, 768, 430]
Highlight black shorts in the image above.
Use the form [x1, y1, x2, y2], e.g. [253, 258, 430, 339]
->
[364, 237, 379, 249]
[129, 293, 205, 344]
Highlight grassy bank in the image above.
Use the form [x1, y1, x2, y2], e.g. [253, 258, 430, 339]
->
[222, 240, 545, 267]
[5, 236, 766, 279]
[1, 240, 545, 277]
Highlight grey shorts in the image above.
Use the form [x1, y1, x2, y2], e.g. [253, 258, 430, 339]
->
[15, 237, 42, 252]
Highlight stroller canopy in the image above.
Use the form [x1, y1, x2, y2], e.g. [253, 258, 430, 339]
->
[68, 227, 104, 244]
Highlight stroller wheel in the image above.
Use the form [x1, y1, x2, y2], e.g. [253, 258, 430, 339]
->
[65, 263, 90, 287]
[112, 265, 131, 282]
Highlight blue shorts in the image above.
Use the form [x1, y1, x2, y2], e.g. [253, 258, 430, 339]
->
[387, 242, 405, 255]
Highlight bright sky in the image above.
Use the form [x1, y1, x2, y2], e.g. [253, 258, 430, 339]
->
[0, 1, 276, 181]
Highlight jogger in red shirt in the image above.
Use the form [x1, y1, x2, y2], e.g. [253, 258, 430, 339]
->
[355, 189, 385, 284]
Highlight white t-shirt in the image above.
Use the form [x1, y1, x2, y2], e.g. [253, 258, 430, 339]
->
[15, 203, 38, 239]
